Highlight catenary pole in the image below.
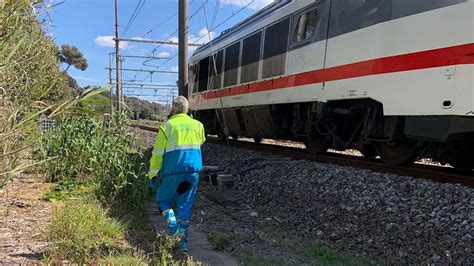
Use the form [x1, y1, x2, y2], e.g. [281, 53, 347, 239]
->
[108, 53, 114, 117]
[178, 0, 189, 97]
[114, 0, 122, 112]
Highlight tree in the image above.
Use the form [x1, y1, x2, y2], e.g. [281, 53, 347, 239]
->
[59, 44, 88, 71]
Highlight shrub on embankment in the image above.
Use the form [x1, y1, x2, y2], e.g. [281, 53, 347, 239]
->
[37, 115, 149, 209]
[0, 0, 69, 188]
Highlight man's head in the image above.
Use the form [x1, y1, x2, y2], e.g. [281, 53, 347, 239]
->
[171, 96, 189, 115]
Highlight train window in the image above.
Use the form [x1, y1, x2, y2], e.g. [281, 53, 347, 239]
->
[198, 56, 210, 92]
[392, 0, 466, 19]
[241, 31, 262, 84]
[224, 42, 241, 87]
[209, 50, 224, 90]
[262, 17, 290, 79]
[293, 8, 318, 43]
[329, 0, 392, 38]
[190, 63, 199, 93]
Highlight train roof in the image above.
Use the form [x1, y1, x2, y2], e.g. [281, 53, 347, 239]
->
[193, 0, 291, 57]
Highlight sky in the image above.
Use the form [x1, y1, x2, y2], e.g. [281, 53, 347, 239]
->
[49, 0, 274, 104]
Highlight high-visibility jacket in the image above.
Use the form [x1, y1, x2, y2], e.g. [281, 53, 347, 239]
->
[149, 113, 206, 179]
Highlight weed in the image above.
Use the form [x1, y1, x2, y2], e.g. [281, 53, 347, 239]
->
[306, 243, 375, 266]
[43, 180, 77, 202]
[46, 200, 125, 264]
[208, 231, 232, 251]
[100, 252, 148, 266]
[152, 232, 182, 265]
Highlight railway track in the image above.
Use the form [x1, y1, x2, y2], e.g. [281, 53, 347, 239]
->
[130, 123, 474, 187]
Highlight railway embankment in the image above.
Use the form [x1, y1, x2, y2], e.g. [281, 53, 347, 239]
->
[199, 142, 474, 264]
[135, 127, 474, 264]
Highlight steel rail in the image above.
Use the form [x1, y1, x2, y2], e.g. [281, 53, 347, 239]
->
[129, 124, 474, 187]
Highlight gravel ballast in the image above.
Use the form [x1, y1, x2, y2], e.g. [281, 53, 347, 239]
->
[134, 128, 473, 264]
[201, 142, 474, 264]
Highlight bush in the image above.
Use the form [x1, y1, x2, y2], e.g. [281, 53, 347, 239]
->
[208, 231, 232, 251]
[0, 0, 69, 188]
[46, 200, 125, 264]
[37, 116, 148, 208]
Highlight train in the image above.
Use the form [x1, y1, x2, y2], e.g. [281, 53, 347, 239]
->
[187, 0, 474, 168]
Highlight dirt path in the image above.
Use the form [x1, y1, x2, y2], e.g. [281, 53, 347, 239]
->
[148, 203, 238, 265]
[0, 173, 53, 264]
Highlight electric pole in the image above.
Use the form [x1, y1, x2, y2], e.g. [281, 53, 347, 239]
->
[178, 0, 189, 98]
[114, 0, 122, 112]
[108, 53, 114, 117]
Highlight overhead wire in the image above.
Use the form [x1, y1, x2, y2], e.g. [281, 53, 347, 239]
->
[147, 0, 256, 76]
[122, 0, 256, 97]
[122, 0, 146, 37]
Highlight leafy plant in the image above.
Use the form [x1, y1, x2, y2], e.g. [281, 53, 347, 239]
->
[208, 231, 232, 251]
[43, 179, 77, 202]
[46, 200, 125, 264]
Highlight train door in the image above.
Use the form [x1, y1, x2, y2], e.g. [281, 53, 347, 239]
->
[286, 1, 330, 81]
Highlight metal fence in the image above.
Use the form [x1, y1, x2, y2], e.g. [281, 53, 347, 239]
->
[39, 118, 56, 132]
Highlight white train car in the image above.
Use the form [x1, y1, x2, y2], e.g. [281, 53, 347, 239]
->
[188, 0, 474, 168]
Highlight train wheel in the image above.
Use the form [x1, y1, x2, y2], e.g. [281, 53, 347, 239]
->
[253, 137, 262, 144]
[376, 139, 419, 165]
[217, 132, 227, 140]
[448, 144, 474, 169]
[305, 137, 328, 155]
[358, 141, 378, 158]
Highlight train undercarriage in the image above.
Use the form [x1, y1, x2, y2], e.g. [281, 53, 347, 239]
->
[195, 100, 474, 169]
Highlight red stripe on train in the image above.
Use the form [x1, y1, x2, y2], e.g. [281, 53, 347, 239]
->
[200, 43, 474, 100]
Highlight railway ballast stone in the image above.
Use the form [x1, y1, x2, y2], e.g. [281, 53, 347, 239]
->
[201, 142, 474, 264]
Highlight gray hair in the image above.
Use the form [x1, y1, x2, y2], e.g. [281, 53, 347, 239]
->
[172, 96, 189, 114]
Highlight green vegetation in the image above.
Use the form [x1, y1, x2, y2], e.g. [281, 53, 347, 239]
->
[305, 244, 374, 266]
[46, 200, 125, 264]
[252, 221, 375, 265]
[100, 253, 148, 266]
[0, 0, 69, 188]
[59, 44, 88, 71]
[208, 231, 232, 251]
[37, 115, 148, 205]
[37, 115, 188, 264]
[0, 1, 68, 105]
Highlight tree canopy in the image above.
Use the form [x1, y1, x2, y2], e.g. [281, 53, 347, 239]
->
[59, 44, 88, 71]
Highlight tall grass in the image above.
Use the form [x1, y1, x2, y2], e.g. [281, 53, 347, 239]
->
[46, 200, 125, 264]
[0, 0, 69, 188]
[37, 115, 149, 209]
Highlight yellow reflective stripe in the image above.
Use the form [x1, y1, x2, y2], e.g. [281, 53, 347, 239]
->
[153, 147, 165, 155]
[165, 144, 201, 153]
[149, 125, 168, 177]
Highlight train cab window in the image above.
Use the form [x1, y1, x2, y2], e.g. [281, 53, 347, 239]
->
[198, 56, 210, 92]
[224, 42, 241, 87]
[262, 17, 290, 79]
[241, 31, 262, 84]
[293, 8, 318, 43]
[329, 0, 392, 38]
[209, 50, 224, 90]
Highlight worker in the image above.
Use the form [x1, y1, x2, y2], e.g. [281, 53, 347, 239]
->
[148, 96, 206, 252]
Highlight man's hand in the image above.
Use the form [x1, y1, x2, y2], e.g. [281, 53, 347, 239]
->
[149, 175, 160, 190]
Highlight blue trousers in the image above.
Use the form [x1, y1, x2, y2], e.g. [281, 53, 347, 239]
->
[156, 172, 199, 242]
